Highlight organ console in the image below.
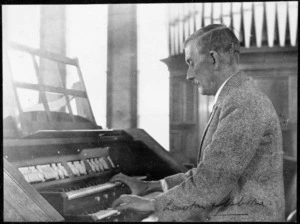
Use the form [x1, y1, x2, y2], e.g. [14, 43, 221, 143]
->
[4, 122, 186, 222]
[3, 42, 187, 222]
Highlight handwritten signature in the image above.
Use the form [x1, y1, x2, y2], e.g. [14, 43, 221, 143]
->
[163, 200, 206, 211]
[163, 197, 265, 212]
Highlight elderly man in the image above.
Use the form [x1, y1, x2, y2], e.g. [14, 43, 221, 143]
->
[111, 24, 285, 222]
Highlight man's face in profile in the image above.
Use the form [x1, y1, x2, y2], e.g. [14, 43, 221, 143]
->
[185, 40, 218, 96]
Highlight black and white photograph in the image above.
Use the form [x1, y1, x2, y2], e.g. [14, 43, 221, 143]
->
[2, 1, 297, 222]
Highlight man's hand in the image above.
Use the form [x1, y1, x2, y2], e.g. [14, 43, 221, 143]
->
[110, 173, 148, 196]
[112, 194, 155, 216]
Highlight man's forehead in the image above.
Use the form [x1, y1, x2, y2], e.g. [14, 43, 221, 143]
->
[184, 40, 196, 57]
[184, 46, 191, 59]
[184, 40, 204, 59]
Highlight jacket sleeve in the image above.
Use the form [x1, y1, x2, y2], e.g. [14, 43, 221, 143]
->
[161, 168, 197, 190]
[153, 97, 267, 221]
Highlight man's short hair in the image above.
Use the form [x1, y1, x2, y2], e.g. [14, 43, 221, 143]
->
[184, 24, 240, 58]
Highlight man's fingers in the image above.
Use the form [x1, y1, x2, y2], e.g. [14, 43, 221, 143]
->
[110, 176, 126, 183]
[112, 197, 124, 208]
[115, 203, 131, 212]
[112, 195, 139, 209]
[112, 195, 154, 216]
[110, 173, 129, 183]
[109, 173, 122, 181]
[112, 195, 132, 207]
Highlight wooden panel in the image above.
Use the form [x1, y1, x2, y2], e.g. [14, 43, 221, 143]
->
[170, 130, 182, 153]
[169, 74, 199, 163]
[241, 48, 297, 160]
[283, 156, 297, 218]
[4, 158, 64, 222]
[162, 54, 199, 164]
[170, 130, 194, 165]
[287, 75, 297, 158]
[288, 75, 298, 124]
[251, 76, 289, 129]
[185, 131, 198, 161]
[240, 48, 297, 219]
[4, 172, 51, 221]
[171, 79, 183, 122]
[171, 79, 197, 123]
[185, 82, 196, 122]
[250, 75, 297, 160]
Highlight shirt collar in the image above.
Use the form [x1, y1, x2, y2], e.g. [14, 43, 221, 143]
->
[213, 72, 236, 105]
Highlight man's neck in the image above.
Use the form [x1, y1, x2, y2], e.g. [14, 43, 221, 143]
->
[214, 66, 239, 96]
[213, 68, 239, 107]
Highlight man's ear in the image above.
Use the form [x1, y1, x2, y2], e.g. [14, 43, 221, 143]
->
[209, 51, 219, 70]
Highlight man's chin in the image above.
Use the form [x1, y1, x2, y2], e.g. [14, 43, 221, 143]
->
[198, 87, 213, 96]
[198, 87, 207, 95]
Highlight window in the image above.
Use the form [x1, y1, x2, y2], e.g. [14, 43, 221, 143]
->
[3, 5, 40, 118]
[137, 4, 170, 150]
[66, 5, 108, 127]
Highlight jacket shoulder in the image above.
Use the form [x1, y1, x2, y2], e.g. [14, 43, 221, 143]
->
[219, 78, 279, 123]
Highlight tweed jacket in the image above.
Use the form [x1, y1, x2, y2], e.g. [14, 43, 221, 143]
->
[153, 71, 285, 222]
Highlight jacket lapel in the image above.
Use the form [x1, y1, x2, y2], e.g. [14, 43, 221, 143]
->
[197, 105, 218, 163]
[196, 71, 249, 164]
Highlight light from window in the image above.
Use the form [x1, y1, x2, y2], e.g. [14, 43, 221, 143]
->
[137, 4, 170, 150]
[3, 5, 40, 118]
[66, 5, 108, 127]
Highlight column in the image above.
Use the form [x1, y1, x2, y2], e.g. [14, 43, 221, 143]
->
[107, 4, 137, 128]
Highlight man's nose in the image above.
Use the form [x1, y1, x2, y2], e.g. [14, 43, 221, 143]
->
[186, 68, 195, 80]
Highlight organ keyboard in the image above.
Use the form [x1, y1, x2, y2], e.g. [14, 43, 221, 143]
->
[4, 125, 187, 222]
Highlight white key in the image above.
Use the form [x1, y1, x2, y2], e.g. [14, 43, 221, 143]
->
[95, 158, 104, 171]
[73, 161, 83, 174]
[34, 165, 46, 181]
[58, 163, 69, 177]
[75, 161, 86, 175]
[90, 209, 120, 220]
[66, 182, 121, 200]
[45, 166, 58, 180]
[37, 172, 46, 182]
[18, 167, 29, 175]
[23, 174, 30, 182]
[51, 163, 58, 170]
[67, 162, 80, 176]
[36, 165, 42, 172]
[28, 166, 37, 173]
[87, 160, 96, 172]
[51, 164, 63, 179]
[32, 173, 40, 182]
[99, 158, 109, 170]
[79, 160, 87, 175]
[91, 159, 100, 172]
[107, 156, 115, 168]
